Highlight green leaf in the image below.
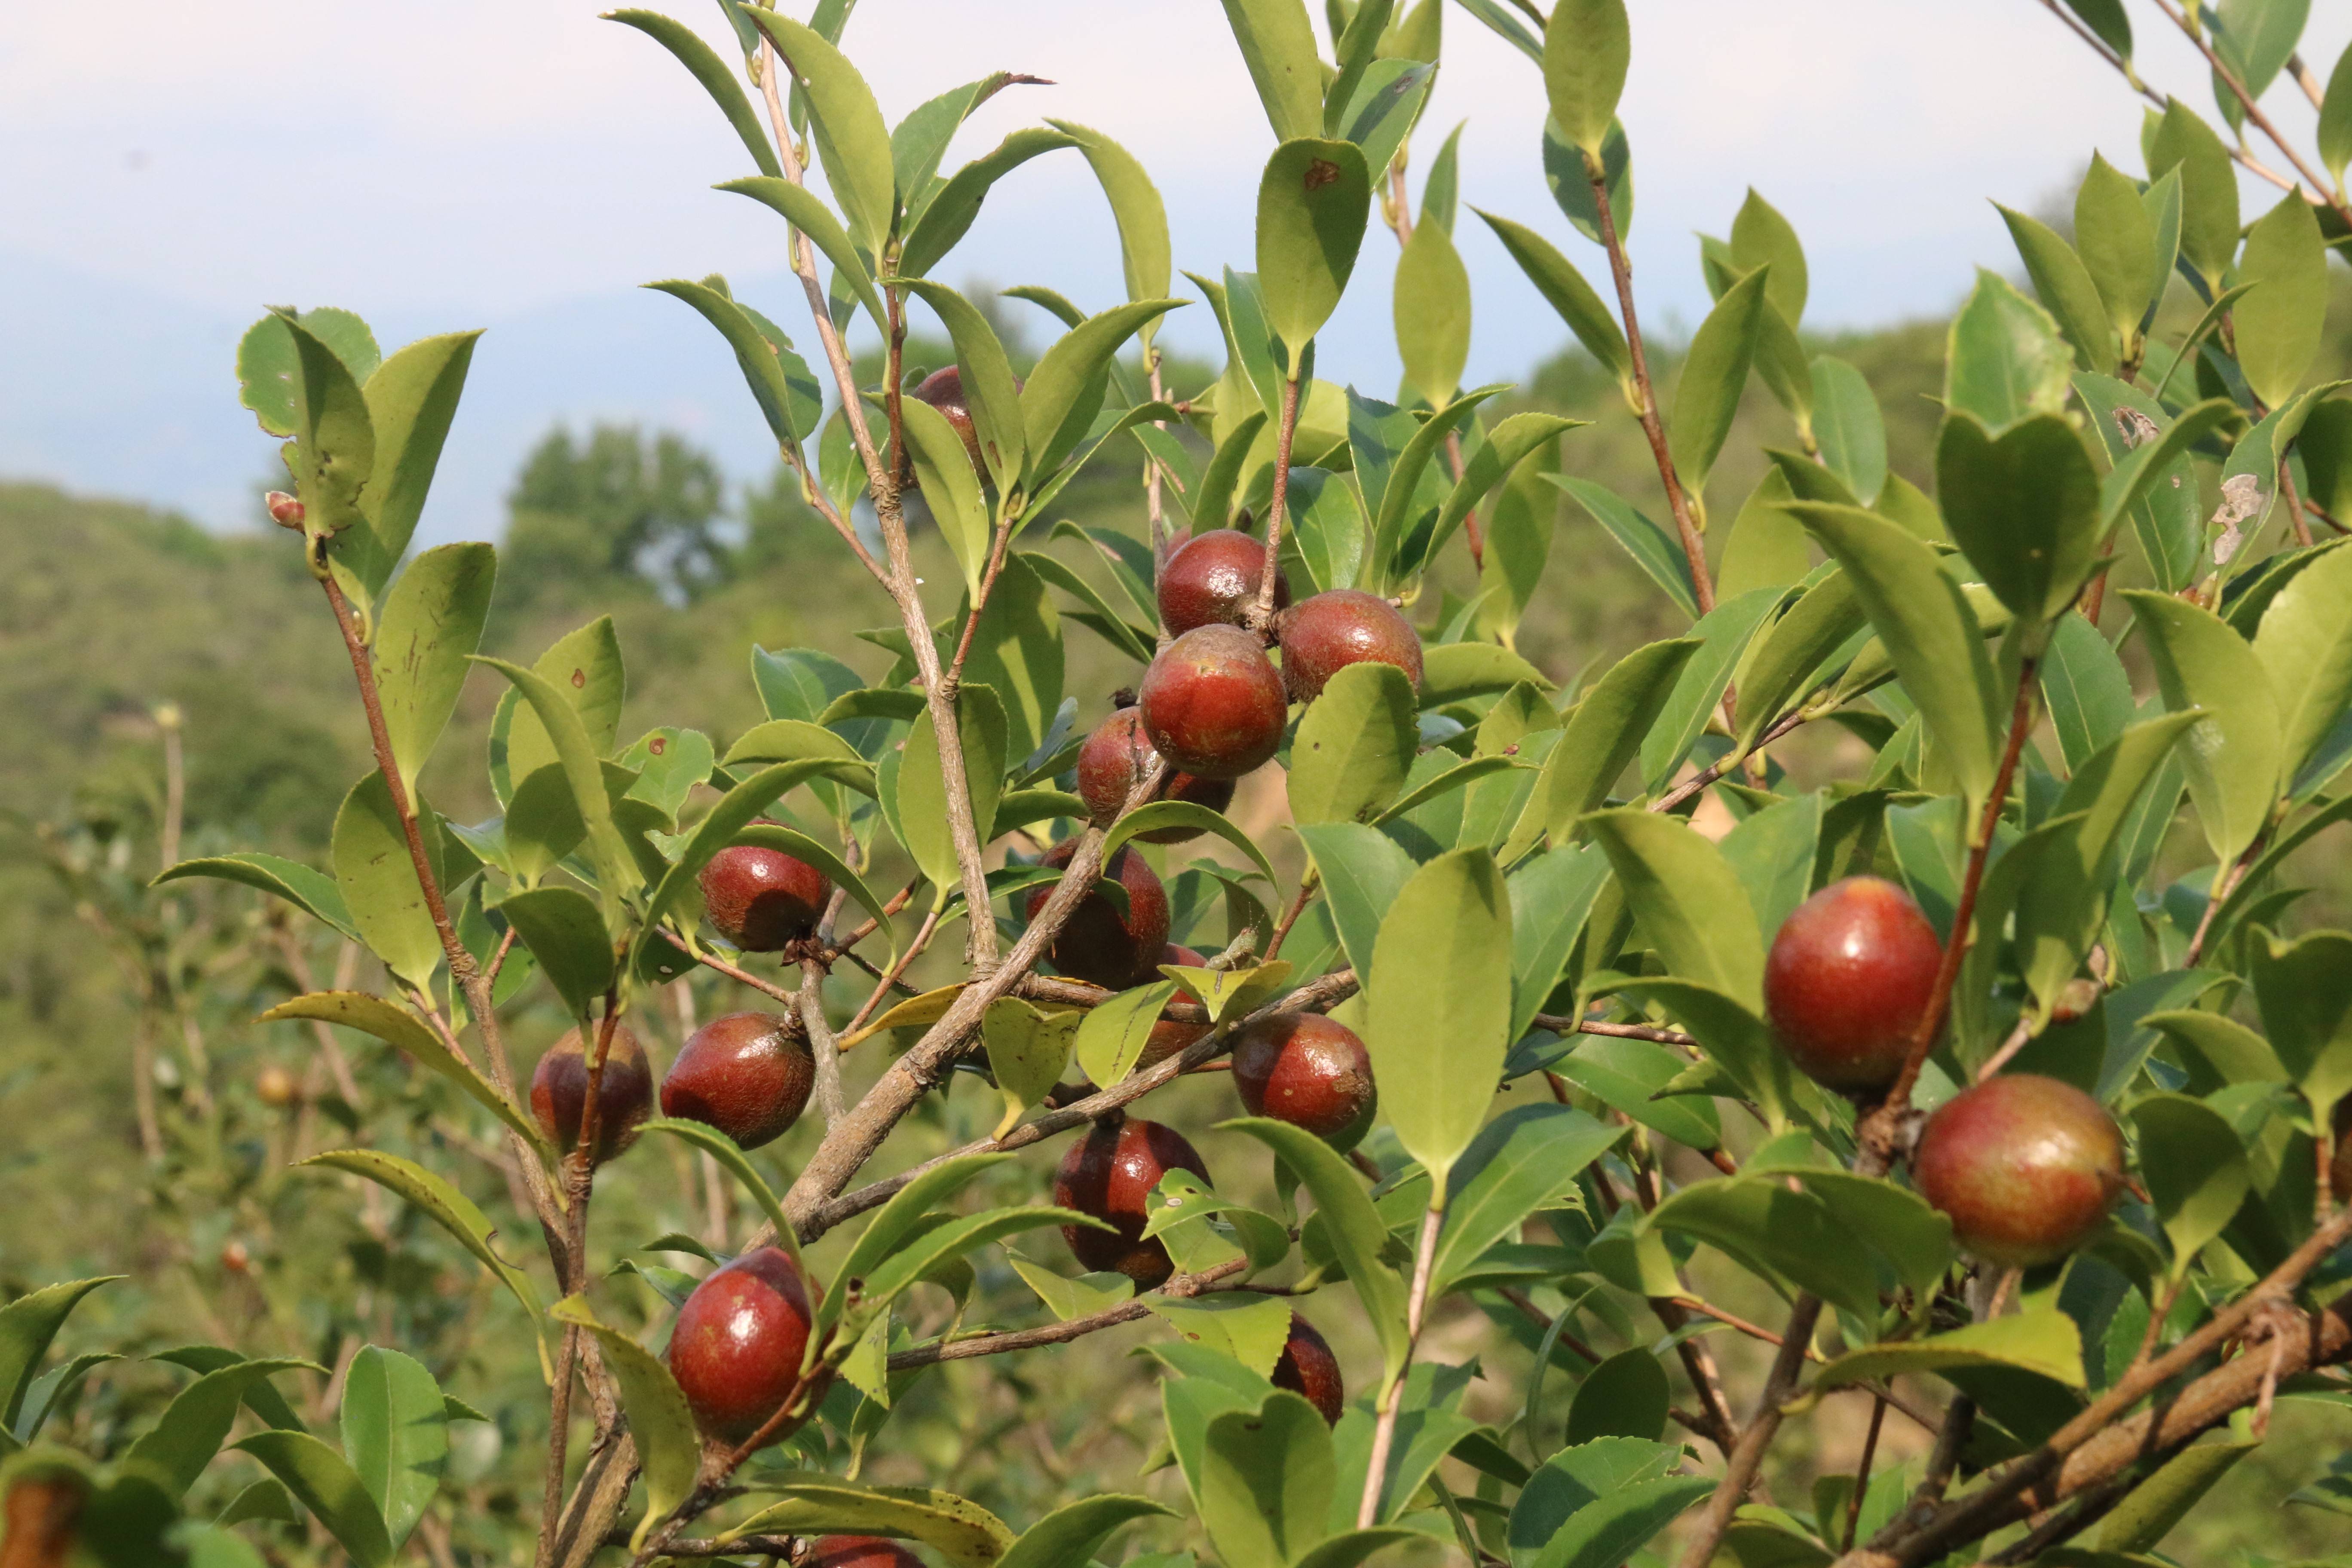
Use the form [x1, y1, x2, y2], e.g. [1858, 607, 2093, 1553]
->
[2253, 542, 2352, 788]
[898, 127, 1078, 282]
[1757, 1166, 1954, 1299]
[237, 307, 377, 438]
[2071, 374, 2211, 591]
[2075, 153, 2158, 351]
[1050, 121, 1173, 349]
[1995, 205, 2115, 372]
[637, 1117, 801, 1267]
[2323, 38, 2352, 185]
[0, 1279, 117, 1431]
[1145, 1292, 1295, 1374]
[958, 557, 1063, 763]
[2121, 591, 2282, 864]
[2148, 100, 2239, 292]
[1324, 0, 1398, 141]
[231, 1432, 393, 1568]
[1367, 848, 1515, 1197]
[1074, 980, 1182, 1088]
[716, 178, 885, 331]
[1944, 269, 2073, 435]
[215, 1478, 299, 1528]
[1256, 139, 1373, 377]
[1218, 0, 1326, 143]
[1548, 476, 1698, 620]
[1418, 641, 1553, 706]
[982, 998, 1079, 1138]
[1732, 570, 1863, 751]
[258, 991, 545, 1156]
[1646, 1178, 1880, 1320]
[545, 1298, 699, 1549]
[1730, 188, 1807, 325]
[647, 276, 826, 450]
[1669, 268, 1769, 490]
[298, 1151, 544, 1335]
[2253, 930, 2352, 1118]
[995, 1496, 1177, 1568]
[331, 773, 441, 990]
[1504, 843, 1611, 1036]
[822, 1155, 1011, 1329]
[606, 9, 782, 178]
[741, 12, 893, 258]
[1638, 587, 1782, 793]
[495, 887, 612, 1021]
[1473, 208, 1629, 386]
[1105, 803, 1280, 895]
[2097, 1439, 2257, 1553]
[1611, 979, 1802, 1134]
[1566, 1350, 1668, 1446]
[1525, 640, 1699, 845]
[153, 853, 356, 940]
[729, 1477, 1013, 1568]
[639, 759, 872, 958]
[283, 314, 377, 538]
[1810, 356, 1887, 506]
[900, 280, 1025, 489]
[1395, 218, 1470, 407]
[1522, 1472, 1711, 1568]
[1226, 1117, 1411, 1382]
[1334, 59, 1436, 185]
[1543, 0, 1629, 156]
[478, 652, 639, 908]
[1790, 503, 2006, 809]
[346, 331, 480, 596]
[2237, 190, 2331, 411]
[338, 1348, 445, 1553]
[493, 617, 625, 803]
[1198, 1392, 1335, 1568]
[1289, 662, 1420, 826]
[1298, 823, 1420, 983]
[1809, 1309, 2086, 1393]
[1431, 1106, 1623, 1298]
[372, 543, 493, 797]
[1020, 300, 1187, 485]
[2127, 1094, 2250, 1276]
[1584, 810, 1762, 1008]
[1372, 385, 1506, 592]
[1936, 412, 2102, 623]
[851, 1209, 1099, 1335]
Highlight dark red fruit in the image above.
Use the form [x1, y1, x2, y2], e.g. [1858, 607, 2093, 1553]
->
[1271, 1311, 1345, 1424]
[1913, 1074, 2126, 1268]
[1764, 877, 1945, 1092]
[667, 1246, 817, 1442]
[1022, 840, 1171, 989]
[1052, 1115, 1211, 1289]
[1231, 1014, 1378, 1149]
[700, 836, 831, 952]
[530, 1024, 652, 1164]
[1138, 944, 1210, 1068]
[807, 1538, 925, 1568]
[1138, 625, 1289, 779]
[661, 1011, 815, 1151]
[1075, 707, 1236, 842]
[1277, 589, 1424, 702]
[913, 365, 984, 473]
[1158, 527, 1289, 635]
[2333, 1100, 2352, 1205]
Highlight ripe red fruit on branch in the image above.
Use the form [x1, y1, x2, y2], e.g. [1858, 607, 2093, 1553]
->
[661, 1011, 815, 1151]
[1023, 839, 1171, 989]
[1277, 589, 1423, 702]
[1158, 527, 1289, 634]
[1075, 706, 1236, 842]
[1231, 1013, 1377, 1149]
[1052, 1114, 1211, 1289]
[1913, 1073, 2125, 1267]
[1764, 876, 1944, 1092]
[700, 836, 832, 952]
[1138, 625, 1289, 779]
[1271, 1311, 1345, 1424]
[530, 1023, 652, 1164]
[667, 1246, 817, 1442]
[913, 364, 985, 473]
[807, 1538, 924, 1568]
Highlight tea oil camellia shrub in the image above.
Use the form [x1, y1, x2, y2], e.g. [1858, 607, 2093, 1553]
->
[19, 0, 2352, 1565]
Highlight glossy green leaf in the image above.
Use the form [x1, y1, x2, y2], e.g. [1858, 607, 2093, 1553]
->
[2127, 1093, 2250, 1275]
[637, 758, 854, 954]
[2074, 153, 2157, 349]
[1418, 640, 1553, 706]
[1560, 1035, 1721, 1152]
[1733, 570, 1862, 750]
[716, 178, 885, 331]
[646, 276, 826, 450]
[1074, 980, 1182, 1089]
[1473, 208, 1629, 385]
[124, 1357, 318, 1498]
[2323, 39, 2352, 185]
[338, 1347, 445, 1553]
[547, 1298, 699, 1547]
[1543, 0, 1629, 156]
[479, 655, 638, 909]
[258, 991, 545, 1156]
[2071, 373, 2206, 591]
[2253, 929, 2352, 1117]
[1504, 842, 1611, 1035]
[1548, 476, 1699, 619]
[2253, 541, 2352, 787]
[1566, 1350, 1668, 1446]
[730, 1478, 1011, 1568]
[1020, 300, 1186, 485]
[1226, 1117, 1410, 1381]
[2236, 190, 2330, 409]
[1289, 662, 1419, 826]
[231, 1431, 393, 1568]
[995, 1496, 1176, 1568]
[1430, 1105, 1622, 1298]
[741, 12, 893, 257]
[1810, 1309, 2086, 1393]
[1372, 385, 1506, 591]
[1395, 217, 1470, 407]
[2122, 591, 2282, 864]
[1106, 803, 1280, 894]
[1936, 411, 2102, 622]
[2097, 1439, 2257, 1553]
[1638, 586, 1782, 793]
[896, 687, 1009, 900]
[1218, 0, 1325, 142]
[346, 331, 480, 595]
[1335, 58, 1435, 184]
[1050, 120, 1172, 350]
[1761, 1165, 1954, 1298]
[900, 279, 1025, 489]
[0, 1279, 117, 1431]
[1298, 822, 1419, 983]
[372, 543, 493, 796]
[1668, 268, 1768, 490]
[1730, 188, 1807, 324]
[1528, 638, 1698, 843]
[496, 887, 613, 1020]
[1996, 205, 2114, 372]
[982, 998, 1078, 1138]
[1609, 979, 1802, 1134]
[283, 314, 377, 538]
[153, 853, 357, 941]
[2148, 100, 2239, 291]
[1256, 139, 1372, 376]
[898, 127, 1078, 282]
[1791, 503, 2004, 808]
[606, 9, 782, 178]
[1584, 809, 1762, 1009]
[331, 773, 441, 990]
[1367, 848, 1515, 1197]
[299, 1151, 544, 1334]
[1646, 1178, 1879, 1320]
[493, 617, 625, 802]
[958, 556, 1063, 761]
[1403, 413, 1581, 586]
[237, 306, 377, 438]
[1810, 356, 1886, 505]
[1198, 1391, 1334, 1568]
[638, 1117, 800, 1266]
[1944, 269, 2072, 435]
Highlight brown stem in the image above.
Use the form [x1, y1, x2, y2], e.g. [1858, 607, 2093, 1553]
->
[841, 909, 944, 1038]
[2148, 0, 2352, 227]
[1254, 376, 1304, 622]
[538, 997, 620, 1568]
[1360, 1205, 1444, 1528]
[1144, 355, 1170, 561]
[156, 704, 185, 872]
[1844, 1394, 1889, 1552]
[2282, 454, 2317, 549]
[672, 935, 799, 1009]
[1671, 1295, 1825, 1568]
[887, 1259, 1249, 1369]
[2185, 835, 2263, 967]
[1497, 1285, 1605, 1365]
[1651, 707, 1810, 813]
[1264, 875, 1320, 962]
[799, 956, 846, 1127]
[1444, 429, 1485, 569]
[1532, 1014, 1700, 1049]
[1586, 148, 1714, 615]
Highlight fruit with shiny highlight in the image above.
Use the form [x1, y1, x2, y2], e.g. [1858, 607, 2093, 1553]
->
[1052, 1115, 1211, 1289]
[661, 1011, 815, 1150]
[1137, 625, 1288, 779]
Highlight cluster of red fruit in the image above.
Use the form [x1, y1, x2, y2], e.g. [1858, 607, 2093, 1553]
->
[1764, 877, 2128, 1268]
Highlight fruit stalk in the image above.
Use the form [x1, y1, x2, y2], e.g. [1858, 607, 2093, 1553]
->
[888, 1258, 1252, 1370]
[1254, 374, 1304, 622]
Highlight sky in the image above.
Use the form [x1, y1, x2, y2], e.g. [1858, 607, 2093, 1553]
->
[3, 0, 2346, 544]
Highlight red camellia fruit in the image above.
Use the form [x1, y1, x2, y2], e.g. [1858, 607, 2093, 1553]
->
[1138, 625, 1289, 779]
[700, 836, 832, 952]
[1075, 706, 1237, 842]
[1052, 1115, 1211, 1289]
[807, 1538, 925, 1568]
[1157, 527, 1289, 635]
[1231, 1013, 1378, 1149]
[668, 1246, 818, 1442]
[1272, 1311, 1345, 1424]
[912, 364, 985, 473]
[660, 1011, 815, 1151]
[1022, 839, 1171, 989]
[1277, 589, 1424, 702]
[1913, 1073, 2126, 1268]
[530, 1024, 652, 1164]
[1764, 876, 1945, 1092]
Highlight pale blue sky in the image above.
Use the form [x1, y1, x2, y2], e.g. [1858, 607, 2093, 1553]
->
[3, 0, 2345, 542]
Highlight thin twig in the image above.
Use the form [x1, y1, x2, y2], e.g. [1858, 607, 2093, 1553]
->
[886, 1259, 1250, 1369]
[1652, 707, 1810, 813]
[1360, 1206, 1444, 1528]
[1845, 1393, 1889, 1553]
[2147, 0, 2352, 227]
